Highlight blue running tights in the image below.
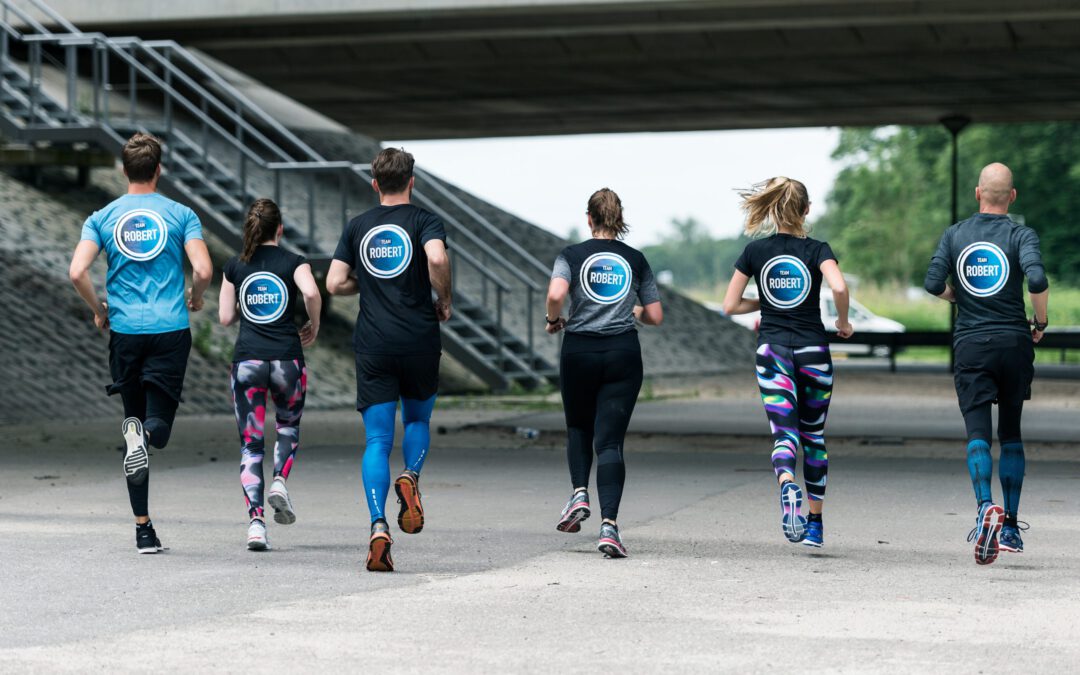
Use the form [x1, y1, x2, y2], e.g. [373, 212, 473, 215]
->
[361, 395, 436, 523]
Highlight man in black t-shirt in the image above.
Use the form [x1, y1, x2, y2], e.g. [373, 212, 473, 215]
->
[327, 147, 451, 572]
[925, 162, 1049, 565]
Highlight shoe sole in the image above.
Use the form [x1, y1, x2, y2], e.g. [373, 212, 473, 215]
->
[122, 418, 149, 486]
[597, 538, 628, 558]
[267, 490, 296, 525]
[366, 533, 394, 572]
[247, 539, 268, 552]
[556, 505, 591, 533]
[802, 539, 823, 548]
[394, 474, 424, 534]
[974, 504, 1005, 565]
[780, 483, 807, 543]
[999, 543, 1023, 553]
[136, 547, 159, 554]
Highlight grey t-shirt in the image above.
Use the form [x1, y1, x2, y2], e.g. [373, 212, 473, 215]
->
[551, 238, 660, 336]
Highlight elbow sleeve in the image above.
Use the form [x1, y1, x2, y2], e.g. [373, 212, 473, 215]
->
[1027, 268, 1048, 294]
[924, 276, 946, 296]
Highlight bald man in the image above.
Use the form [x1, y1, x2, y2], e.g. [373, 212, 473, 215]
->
[925, 162, 1049, 565]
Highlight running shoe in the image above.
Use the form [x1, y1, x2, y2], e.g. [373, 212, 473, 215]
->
[597, 522, 627, 558]
[556, 490, 591, 533]
[966, 502, 1005, 565]
[366, 520, 394, 572]
[779, 481, 807, 543]
[267, 477, 296, 525]
[394, 470, 424, 534]
[999, 521, 1028, 553]
[135, 521, 162, 554]
[803, 519, 824, 548]
[122, 417, 149, 486]
[247, 518, 269, 551]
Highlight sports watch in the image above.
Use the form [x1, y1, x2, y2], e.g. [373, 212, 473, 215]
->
[1031, 316, 1048, 332]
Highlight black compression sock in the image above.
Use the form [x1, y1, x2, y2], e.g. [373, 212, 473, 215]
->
[807, 513, 822, 523]
[1005, 515, 1018, 528]
[136, 520, 153, 530]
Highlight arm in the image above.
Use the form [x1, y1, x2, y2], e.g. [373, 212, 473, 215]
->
[68, 240, 109, 331]
[924, 230, 952, 300]
[820, 259, 853, 338]
[218, 276, 238, 326]
[635, 302, 663, 326]
[294, 263, 323, 346]
[546, 277, 569, 334]
[326, 259, 359, 296]
[1030, 289, 1049, 344]
[184, 239, 213, 312]
[424, 239, 452, 322]
[1018, 227, 1049, 343]
[721, 270, 760, 316]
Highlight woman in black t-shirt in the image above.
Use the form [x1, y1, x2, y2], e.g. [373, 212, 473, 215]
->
[722, 177, 853, 549]
[218, 199, 322, 551]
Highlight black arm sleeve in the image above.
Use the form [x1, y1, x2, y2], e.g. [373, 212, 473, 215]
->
[1019, 227, 1048, 293]
[924, 229, 951, 296]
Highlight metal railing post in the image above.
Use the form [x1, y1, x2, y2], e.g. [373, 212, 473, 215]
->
[526, 286, 534, 359]
[91, 42, 99, 121]
[28, 41, 40, 124]
[127, 45, 136, 125]
[274, 170, 281, 206]
[496, 288, 505, 374]
[339, 170, 347, 228]
[163, 48, 172, 137]
[200, 97, 209, 174]
[65, 44, 76, 121]
[101, 42, 109, 123]
[307, 172, 316, 253]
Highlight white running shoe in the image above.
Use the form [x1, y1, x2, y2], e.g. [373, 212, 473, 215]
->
[247, 518, 269, 551]
[122, 417, 149, 485]
[267, 478, 296, 525]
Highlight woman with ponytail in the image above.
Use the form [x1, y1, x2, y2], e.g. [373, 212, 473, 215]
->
[218, 199, 322, 550]
[722, 177, 852, 549]
[545, 188, 663, 558]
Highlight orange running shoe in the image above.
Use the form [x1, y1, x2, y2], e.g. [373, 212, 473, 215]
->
[366, 520, 394, 572]
[394, 470, 425, 534]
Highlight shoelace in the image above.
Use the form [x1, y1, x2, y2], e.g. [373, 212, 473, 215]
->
[967, 519, 1030, 542]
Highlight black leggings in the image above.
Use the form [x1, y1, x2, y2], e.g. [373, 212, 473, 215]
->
[559, 343, 644, 521]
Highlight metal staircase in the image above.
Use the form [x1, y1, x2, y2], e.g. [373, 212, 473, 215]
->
[0, 0, 557, 390]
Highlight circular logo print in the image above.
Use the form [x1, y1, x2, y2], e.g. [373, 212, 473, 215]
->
[113, 209, 168, 261]
[359, 224, 413, 279]
[956, 242, 1009, 298]
[239, 272, 289, 324]
[760, 255, 811, 309]
[580, 253, 633, 305]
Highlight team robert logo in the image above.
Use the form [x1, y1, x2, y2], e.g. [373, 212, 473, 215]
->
[957, 242, 1009, 297]
[581, 253, 632, 305]
[761, 255, 811, 308]
[360, 224, 412, 279]
[113, 209, 168, 261]
[239, 272, 288, 324]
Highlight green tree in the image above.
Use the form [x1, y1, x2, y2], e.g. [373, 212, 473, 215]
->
[642, 217, 745, 290]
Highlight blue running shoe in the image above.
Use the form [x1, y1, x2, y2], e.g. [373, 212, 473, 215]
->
[999, 521, 1028, 553]
[803, 519, 823, 548]
[597, 522, 627, 558]
[779, 481, 807, 543]
[556, 490, 591, 533]
[966, 502, 1004, 565]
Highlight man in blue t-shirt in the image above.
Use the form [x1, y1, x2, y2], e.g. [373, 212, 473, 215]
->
[69, 133, 213, 554]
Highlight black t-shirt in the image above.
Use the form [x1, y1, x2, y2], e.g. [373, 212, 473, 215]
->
[333, 203, 447, 355]
[734, 234, 836, 346]
[223, 246, 307, 362]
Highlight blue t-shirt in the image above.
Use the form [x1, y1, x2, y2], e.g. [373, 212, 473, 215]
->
[80, 193, 203, 334]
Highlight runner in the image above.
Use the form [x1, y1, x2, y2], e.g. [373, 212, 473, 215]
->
[545, 188, 663, 558]
[219, 198, 321, 551]
[326, 148, 451, 572]
[924, 162, 1048, 565]
[68, 133, 212, 553]
[722, 177, 852, 548]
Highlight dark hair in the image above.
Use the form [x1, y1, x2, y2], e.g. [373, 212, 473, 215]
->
[738, 176, 810, 238]
[122, 133, 162, 183]
[371, 147, 415, 194]
[240, 198, 282, 262]
[587, 188, 628, 239]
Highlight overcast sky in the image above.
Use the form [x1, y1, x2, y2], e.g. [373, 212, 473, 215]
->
[388, 127, 842, 248]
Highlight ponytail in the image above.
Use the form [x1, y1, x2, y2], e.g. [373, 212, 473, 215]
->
[240, 198, 282, 262]
[587, 188, 628, 239]
[738, 177, 810, 238]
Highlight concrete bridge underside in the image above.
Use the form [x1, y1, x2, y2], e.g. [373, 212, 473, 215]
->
[43, 0, 1080, 139]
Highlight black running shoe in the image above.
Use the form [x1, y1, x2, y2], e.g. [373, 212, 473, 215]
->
[122, 417, 149, 486]
[135, 522, 162, 554]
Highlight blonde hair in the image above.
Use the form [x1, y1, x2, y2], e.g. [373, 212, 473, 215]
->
[738, 177, 810, 238]
[587, 188, 628, 239]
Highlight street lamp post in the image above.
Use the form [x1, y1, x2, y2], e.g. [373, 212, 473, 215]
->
[940, 114, 971, 372]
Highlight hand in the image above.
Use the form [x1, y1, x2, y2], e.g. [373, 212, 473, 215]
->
[94, 301, 110, 331]
[434, 299, 452, 323]
[545, 317, 566, 335]
[299, 320, 319, 347]
[835, 319, 854, 338]
[186, 287, 204, 312]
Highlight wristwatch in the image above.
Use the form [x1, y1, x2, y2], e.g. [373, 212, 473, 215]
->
[1032, 316, 1048, 332]
[545, 315, 560, 325]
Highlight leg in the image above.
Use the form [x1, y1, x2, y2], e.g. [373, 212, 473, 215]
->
[794, 346, 833, 515]
[998, 401, 1025, 525]
[108, 332, 150, 521]
[755, 344, 801, 484]
[140, 329, 191, 450]
[232, 361, 269, 519]
[591, 349, 644, 523]
[400, 394, 436, 474]
[560, 351, 600, 493]
[361, 401, 397, 524]
[962, 403, 994, 506]
[268, 360, 307, 481]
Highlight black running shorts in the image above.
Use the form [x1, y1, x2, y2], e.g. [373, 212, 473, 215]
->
[107, 328, 192, 402]
[354, 352, 440, 410]
[953, 332, 1034, 413]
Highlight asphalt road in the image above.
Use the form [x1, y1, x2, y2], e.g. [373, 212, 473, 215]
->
[2, 412, 1079, 672]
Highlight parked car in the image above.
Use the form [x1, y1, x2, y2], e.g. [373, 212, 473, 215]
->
[709, 285, 906, 357]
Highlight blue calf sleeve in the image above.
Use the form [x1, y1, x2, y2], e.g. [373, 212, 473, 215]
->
[999, 442, 1025, 520]
[401, 394, 436, 474]
[966, 439, 993, 506]
[361, 402, 397, 523]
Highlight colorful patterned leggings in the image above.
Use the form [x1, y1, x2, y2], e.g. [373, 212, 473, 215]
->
[755, 344, 833, 501]
[230, 359, 307, 518]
